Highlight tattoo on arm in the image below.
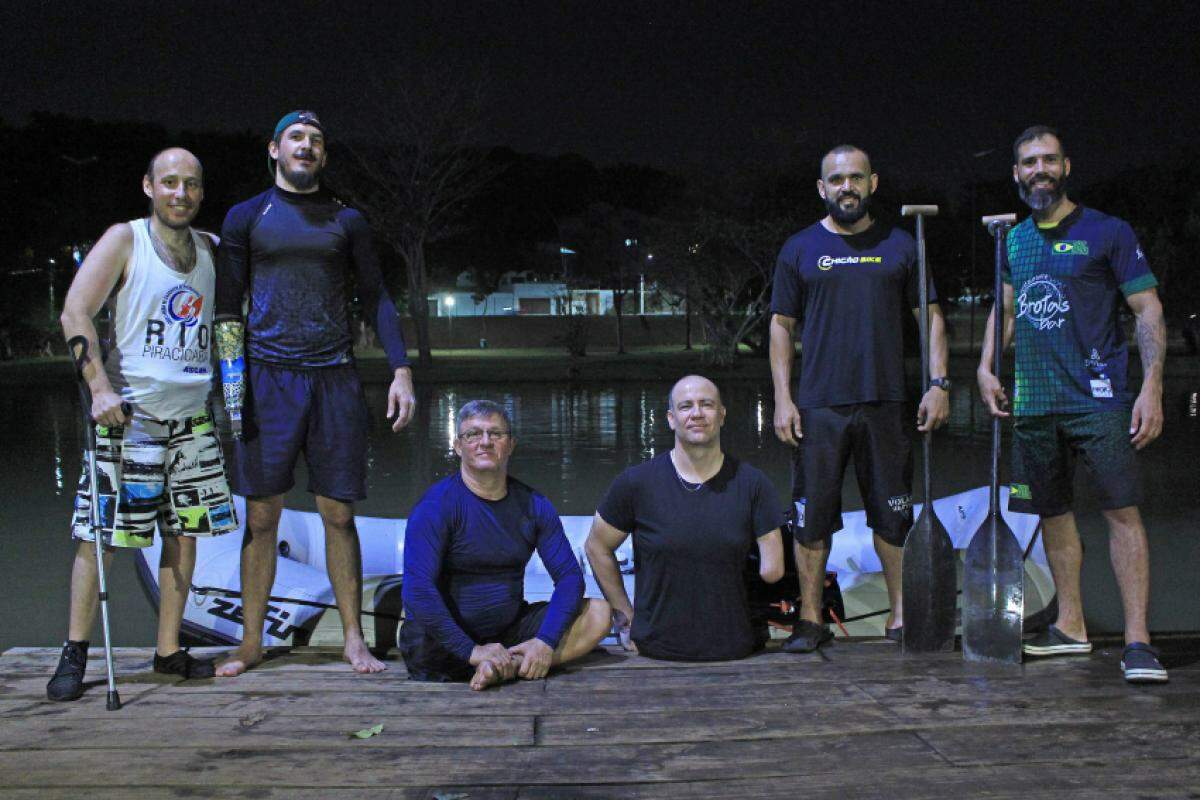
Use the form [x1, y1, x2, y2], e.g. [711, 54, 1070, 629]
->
[1136, 311, 1166, 383]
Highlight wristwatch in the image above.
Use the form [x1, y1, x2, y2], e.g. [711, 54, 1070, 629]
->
[929, 377, 952, 391]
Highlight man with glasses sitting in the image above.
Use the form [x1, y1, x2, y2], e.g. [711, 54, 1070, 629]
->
[400, 400, 612, 689]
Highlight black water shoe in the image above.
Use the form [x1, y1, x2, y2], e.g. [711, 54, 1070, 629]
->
[1121, 643, 1168, 684]
[1022, 625, 1092, 657]
[46, 640, 88, 701]
[154, 649, 216, 679]
[782, 620, 833, 653]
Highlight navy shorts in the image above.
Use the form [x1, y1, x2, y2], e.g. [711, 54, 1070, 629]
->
[232, 362, 369, 502]
[400, 602, 557, 682]
[1010, 410, 1142, 517]
[791, 402, 914, 546]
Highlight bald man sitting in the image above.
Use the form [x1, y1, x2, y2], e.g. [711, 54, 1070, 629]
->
[585, 376, 785, 661]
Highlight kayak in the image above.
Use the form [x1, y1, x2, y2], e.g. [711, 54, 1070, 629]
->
[134, 485, 1054, 648]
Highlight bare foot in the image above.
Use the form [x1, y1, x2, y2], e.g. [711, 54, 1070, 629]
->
[344, 636, 386, 674]
[469, 660, 503, 691]
[215, 644, 263, 677]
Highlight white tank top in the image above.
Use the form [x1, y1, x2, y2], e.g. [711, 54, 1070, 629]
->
[104, 219, 215, 421]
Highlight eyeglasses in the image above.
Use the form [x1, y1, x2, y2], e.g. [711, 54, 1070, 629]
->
[458, 429, 512, 444]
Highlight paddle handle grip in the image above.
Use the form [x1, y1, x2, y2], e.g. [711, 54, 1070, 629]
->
[901, 205, 940, 217]
[981, 213, 1017, 225]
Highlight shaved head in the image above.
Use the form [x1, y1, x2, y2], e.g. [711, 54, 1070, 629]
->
[668, 374, 722, 410]
[820, 144, 871, 179]
[146, 147, 203, 183]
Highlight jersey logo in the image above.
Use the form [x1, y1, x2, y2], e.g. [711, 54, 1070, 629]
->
[161, 284, 204, 328]
[1051, 240, 1089, 256]
[817, 255, 883, 270]
[1016, 273, 1071, 331]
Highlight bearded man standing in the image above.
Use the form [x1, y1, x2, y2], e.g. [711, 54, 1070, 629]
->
[214, 111, 416, 676]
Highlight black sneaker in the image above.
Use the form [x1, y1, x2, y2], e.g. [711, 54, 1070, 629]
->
[1121, 642, 1168, 684]
[46, 640, 89, 701]
[884, 626, 903, 643]
[154, 649, 216, 679]
[782, 620, 833, 653]
[1022, 625, 1093, 657]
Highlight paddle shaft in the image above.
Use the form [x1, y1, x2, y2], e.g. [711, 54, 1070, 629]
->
[988, 218, 1012, 515]
[914, 212, 933, 505]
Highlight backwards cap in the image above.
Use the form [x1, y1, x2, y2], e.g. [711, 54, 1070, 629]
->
[268, 110, 324, 176]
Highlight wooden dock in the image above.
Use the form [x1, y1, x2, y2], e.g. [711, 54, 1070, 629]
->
[1, 639, 1197, 798]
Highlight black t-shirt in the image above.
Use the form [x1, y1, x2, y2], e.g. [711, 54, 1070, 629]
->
[597, 452, 782, 661]
[770, 220, 935, 408]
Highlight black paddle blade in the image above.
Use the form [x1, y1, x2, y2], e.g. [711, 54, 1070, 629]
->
[963, 511, 1025, 663]
[902, 505, 957, 652]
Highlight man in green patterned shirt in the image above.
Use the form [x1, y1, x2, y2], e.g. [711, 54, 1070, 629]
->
[977, 125, 1168, 683]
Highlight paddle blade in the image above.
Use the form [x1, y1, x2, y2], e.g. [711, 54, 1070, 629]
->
[963, 512, 1025, 664]
[902, 505, 957, 652]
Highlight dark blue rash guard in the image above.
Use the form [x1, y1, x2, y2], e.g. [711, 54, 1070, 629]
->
[215, 187, 409, 369]
[401, 474, 585, 661]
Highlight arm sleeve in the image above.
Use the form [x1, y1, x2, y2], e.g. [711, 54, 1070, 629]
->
[400, 498, 477, 661]
[1111, 220, 1158, 297]
[531, 496, 585, 648]
[750, 470, 785, 540]
[596, 469, 637, 532]
[769, 241, 804, 318]
[344, 210, 410, 369]
[215, 204, 252, 322]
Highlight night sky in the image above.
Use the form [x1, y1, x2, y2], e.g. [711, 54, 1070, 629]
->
[4, 2, 1198, 184]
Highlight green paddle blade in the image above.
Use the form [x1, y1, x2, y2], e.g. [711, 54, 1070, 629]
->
[902, 504, 957, 652]
[963, 512, 1024, 663]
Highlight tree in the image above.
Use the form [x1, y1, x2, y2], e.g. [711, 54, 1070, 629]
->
[329, 70, 500, 367]
[649, 210, 795, 366]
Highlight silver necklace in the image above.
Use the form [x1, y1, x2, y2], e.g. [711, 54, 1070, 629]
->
[670, 452, 705, 493]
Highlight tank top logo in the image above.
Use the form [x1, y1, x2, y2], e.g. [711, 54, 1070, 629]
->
[161, 284, 204, 327]
[1016, 273, 1071, 331]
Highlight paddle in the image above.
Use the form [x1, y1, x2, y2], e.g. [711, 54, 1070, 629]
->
[962, 214, 1024, 664]
[899, 205, 956, 653]
[67, 334, 125, 710]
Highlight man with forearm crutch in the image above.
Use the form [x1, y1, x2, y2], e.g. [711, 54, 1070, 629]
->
[48, 148, 238, 702]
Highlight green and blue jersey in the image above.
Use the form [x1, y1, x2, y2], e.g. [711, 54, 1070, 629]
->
[1002, 206, 1157, 416]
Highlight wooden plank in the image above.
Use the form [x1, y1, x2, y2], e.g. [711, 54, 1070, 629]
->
[919, 720, 1200, 765]
[536, 703, 900, 745]
[0, 714, 535, 750]
[512, 760, 1200, 799]
[0, 732, 944, 787]
[881, 689, 1200, 727]
[0, 790, 517, 800]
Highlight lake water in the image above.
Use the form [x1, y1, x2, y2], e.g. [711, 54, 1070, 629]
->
[2, 370, 1197, 650]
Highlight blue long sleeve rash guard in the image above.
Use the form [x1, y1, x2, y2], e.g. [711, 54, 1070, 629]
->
[401, 474, 584, 661]
[215, 186, 409, 370]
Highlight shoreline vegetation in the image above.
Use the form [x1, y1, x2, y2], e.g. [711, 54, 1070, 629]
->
[3, 342, 1196, 387]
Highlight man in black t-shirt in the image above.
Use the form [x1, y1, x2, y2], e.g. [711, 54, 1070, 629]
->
[768, 145, 950, 652]
[585, 375, 785, 661]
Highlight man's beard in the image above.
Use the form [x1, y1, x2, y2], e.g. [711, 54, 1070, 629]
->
[1018, 173, 1065, 211]
[825, 191, 871, 225]
[280, 157, 322, 190]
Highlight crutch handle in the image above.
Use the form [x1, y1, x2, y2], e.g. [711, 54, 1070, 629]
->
[901, 205, 940, 217]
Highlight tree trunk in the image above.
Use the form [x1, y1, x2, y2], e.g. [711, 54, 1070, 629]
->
[615, 264, 626, 355]
[405, 243, 434, 367]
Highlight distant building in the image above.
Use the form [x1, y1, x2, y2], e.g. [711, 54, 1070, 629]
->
[431, 270, 679, 317]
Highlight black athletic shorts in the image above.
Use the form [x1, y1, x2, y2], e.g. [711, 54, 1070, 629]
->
[1010, 410, 1142, 517]
[400, 601, 566, 682]
[791, 402, 914, 546]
